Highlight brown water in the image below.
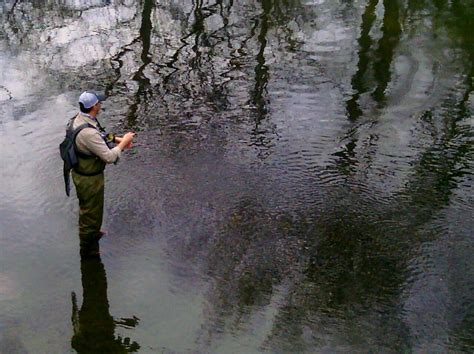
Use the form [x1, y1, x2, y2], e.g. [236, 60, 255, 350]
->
[0, 0, 473, 352]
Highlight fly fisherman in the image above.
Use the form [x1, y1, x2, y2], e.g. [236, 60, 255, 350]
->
[71, 91, 135, 258]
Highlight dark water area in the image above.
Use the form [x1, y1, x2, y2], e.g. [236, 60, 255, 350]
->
[0, 0, 473, 352]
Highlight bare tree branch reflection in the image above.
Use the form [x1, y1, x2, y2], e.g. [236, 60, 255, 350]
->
[126, 0, 155, 128]
[346, 0, 379, 120]
[372, 0, 402, 105]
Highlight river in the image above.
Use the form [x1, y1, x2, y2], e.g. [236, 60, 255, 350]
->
[0, 0, 473, 352]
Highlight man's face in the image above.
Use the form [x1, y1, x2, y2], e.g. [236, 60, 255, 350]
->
[93, 101, 101, 115]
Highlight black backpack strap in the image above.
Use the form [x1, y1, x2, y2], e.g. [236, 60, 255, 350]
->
[71, 122, 95, 139]
[70, 123, 97, 158]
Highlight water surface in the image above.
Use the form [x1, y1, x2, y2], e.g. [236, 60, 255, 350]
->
[0, 0, 473, 352]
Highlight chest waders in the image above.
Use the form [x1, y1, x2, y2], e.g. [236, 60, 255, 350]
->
[72, 133, 107, 256]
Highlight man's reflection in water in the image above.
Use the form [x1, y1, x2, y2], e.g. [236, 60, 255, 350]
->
[71, 254, 140, 353]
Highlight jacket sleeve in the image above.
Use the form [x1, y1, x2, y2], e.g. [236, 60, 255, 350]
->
[78, 128, 121, 164]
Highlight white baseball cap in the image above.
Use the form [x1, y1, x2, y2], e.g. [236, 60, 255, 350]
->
[78, 91, 106, 109]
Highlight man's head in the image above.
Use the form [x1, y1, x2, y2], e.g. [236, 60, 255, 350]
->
[79, 91, 105, 116]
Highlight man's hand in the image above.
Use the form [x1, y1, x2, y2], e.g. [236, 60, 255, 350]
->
[117, 132, 135, 151]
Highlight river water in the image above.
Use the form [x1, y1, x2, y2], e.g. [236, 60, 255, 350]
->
[0, 0, 472, 352]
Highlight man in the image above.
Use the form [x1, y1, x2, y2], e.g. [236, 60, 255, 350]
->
[72, 91, 135, 257]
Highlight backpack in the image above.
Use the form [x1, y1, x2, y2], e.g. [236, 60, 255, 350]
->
[59, 117, 94, 196]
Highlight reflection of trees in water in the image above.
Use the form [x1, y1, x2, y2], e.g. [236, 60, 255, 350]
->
[345, 0, 402, 119]
[1, 1, 472, 350]
[126, 0, 154, 128]
[71, 256, 140, 353]
[345, 0, 402, 120]
[268, 213, 410, 351]
[1, 0, 302, 146]
[111, 0, 304, 157]
[198, 191, 414, 350]
[371, 0, 402, 104]
[1, 0, 140, 95]
[401, 4, 473, 349]
[192, 4, 473, 349]
[2, 0, 136, 43]
[249, 0, 276, 153]
[244, 0, 302, 156]
[161, 0, 227, 105]
[371, 0, 473, 216]
[337, 0, 402, 180]
[399, 93, 472, 221]
[251, 0, 301, 117]
[338, 0, 471, 179]
[113, 0, 235, 132]
[198, 119, 471, 350]
[345, 0, 379, 121]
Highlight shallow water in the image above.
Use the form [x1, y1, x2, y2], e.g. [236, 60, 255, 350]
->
[0, 0, 473, 352]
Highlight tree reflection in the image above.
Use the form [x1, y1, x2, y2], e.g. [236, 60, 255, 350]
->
[252, 0, 272, 122]
[340, 0, 387, 177]
[1, 0, 472, 351]
[199, 192, 413, 350]
[126, 0, 155, 128]
[346, 0, 379, 120]
[372, 0, 401, 104]
[197, 1, 473, 349]
[248, 0, 301, 156]
[71, 256, 140, 353]
[399, 4, 473, 347]
[399, 0, 473, 215]
[346, 0, 402, 119]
